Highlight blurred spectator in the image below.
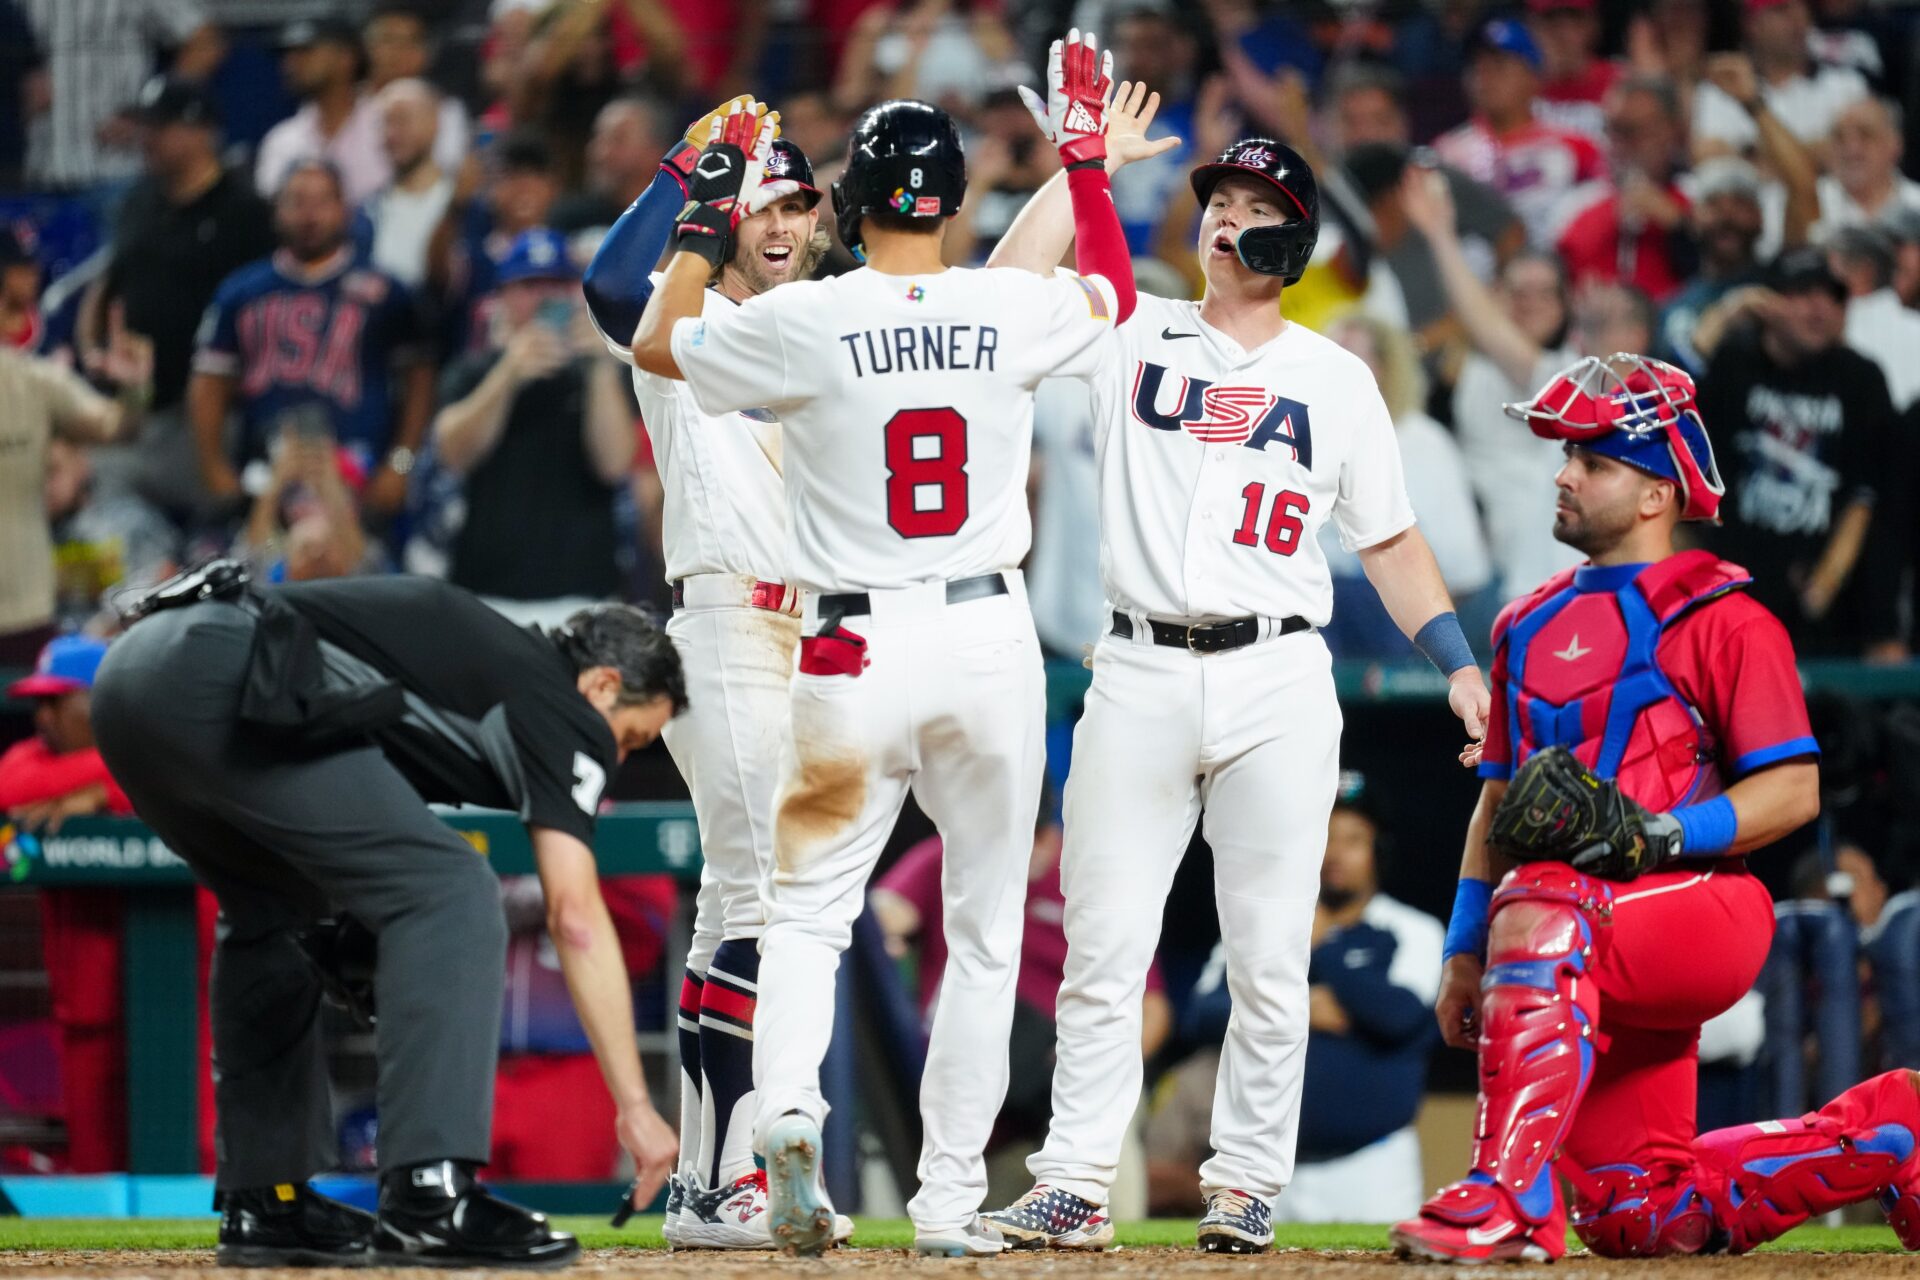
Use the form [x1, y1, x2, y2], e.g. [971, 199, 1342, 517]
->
[1319, 311, 1494, 660]
[507, 0, 634, 190]
[1696, 249, 1901, 654]
[1816, 97, 1920, 236]
[945, 85, 1064, 264]
[1766, 849, 1865, 1115]
[550, 95, 673, 240]
[255, 18, 390, 207]
[1868, 863, 1920, 1069]
[1400, 165, 1583, 601]
[1692, 2, 1867, 159]
[21, 0, 225, 192]
[833, 0, 1028, 120]
[1104, 5, 1197, 254]
[1571, 278, 1658, 356]
[1624, 0, 1711, 122]
[1145, 776, 1440, 1222]
[1891, 210, 1920, 308]
[1432, 18, 1605, 246]
[1658, 158, 1769, 375]
[0, 637, 133, 1171]
[358, 78, 454, 288]
[1694, 52, 1822, 257]
[1526, 0, 1620, 143]
[432, 132, 560, 353]
[233, 417, 372, 583]
[1555, 76, 1693, 302]
[1026, 378, 1102, 662]
[363, 2, 469, 176]
[1324, 70, 1524, 350]
[45, 436, 179, 633]
[1827, 226, 1920, 410]
[491, 873, 677, 1179]
[0, 327, 150, 662]
[190, 160, 431, 524]
[1, 223, 43, 351]
[83, 76, 273, 517]
[431, 229, 631, 628]
[0, 0, 40, 187]
[870, 792, 1172, 1153]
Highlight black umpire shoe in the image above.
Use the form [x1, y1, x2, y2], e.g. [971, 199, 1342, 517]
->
[216, 1182, 375, 1267]
[373, 1160, 580, 1269]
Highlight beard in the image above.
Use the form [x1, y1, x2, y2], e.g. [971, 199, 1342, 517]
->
[1318, 884, 1361, 912]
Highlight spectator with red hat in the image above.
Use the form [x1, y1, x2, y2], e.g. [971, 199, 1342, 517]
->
[1433, 18, 1606, 247]
[1526, 0, 1621, 143]
[1693, 0, 1868, 162]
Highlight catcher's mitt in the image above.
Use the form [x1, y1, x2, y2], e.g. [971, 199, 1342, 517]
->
[1488, 746, 1682, 880]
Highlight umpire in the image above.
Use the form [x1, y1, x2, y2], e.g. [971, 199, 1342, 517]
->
[91, 568, 685, 1268]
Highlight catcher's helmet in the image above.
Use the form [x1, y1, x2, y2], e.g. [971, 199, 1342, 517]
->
[754, 138, 822, 211]
[1506, 352, 1725, 522]
[1190, 138, 1320, 285]
[832, 99, 966, 257]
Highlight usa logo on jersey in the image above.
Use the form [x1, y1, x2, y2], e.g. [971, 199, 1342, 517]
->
[1130, 360, 1313, 467]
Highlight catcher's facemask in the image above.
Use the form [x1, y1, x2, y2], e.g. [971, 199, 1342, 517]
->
[1505, 352, 1725, 524]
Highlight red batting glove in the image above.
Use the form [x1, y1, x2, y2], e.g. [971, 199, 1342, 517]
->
[1020, 29, 1113, 170]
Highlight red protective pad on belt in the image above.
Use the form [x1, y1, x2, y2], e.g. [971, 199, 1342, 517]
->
[799, 627, 869, 677]
[1067, 164, 1136, 323]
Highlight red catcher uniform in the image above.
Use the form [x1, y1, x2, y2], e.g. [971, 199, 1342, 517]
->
[1402, 354, 1920, 1260]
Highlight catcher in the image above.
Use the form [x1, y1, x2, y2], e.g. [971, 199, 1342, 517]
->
[1392, 352, 1920, 1263]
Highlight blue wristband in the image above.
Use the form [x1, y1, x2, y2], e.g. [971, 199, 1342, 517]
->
[1413, 611, 1476, 677]
[1672, 794, 1737, 857]
[1443, 878, 1494, 962]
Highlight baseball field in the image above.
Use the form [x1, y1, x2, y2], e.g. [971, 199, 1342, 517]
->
[0, 1219, 1908, 1276]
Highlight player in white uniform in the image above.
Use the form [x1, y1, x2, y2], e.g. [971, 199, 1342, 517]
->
[628, 44, 1140, 1257]
[978, 108, 1494, 1253]
[582, 99, 850, 1250]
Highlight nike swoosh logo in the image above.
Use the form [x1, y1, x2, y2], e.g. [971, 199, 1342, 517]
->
[1161, 328, 1199, 340]
[1465, 1224, 1515, 1246]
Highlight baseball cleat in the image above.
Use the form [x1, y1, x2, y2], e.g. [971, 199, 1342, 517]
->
[665, 1169, 855, 1250]
[660, 1173, 689, 1247]
[914, 1215, 1007, 1257]
[1198, 1188, 1274, 1254]
[373, 1160, 579, 1269]
[764, 1113, 835, 1256]
[1390, 1178, 1562, 1264]
[215, 1182, 374, 1267]
[982, 1182, 1113, 1250]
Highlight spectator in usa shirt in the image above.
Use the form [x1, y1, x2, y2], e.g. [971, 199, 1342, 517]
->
[189, 159, 432, 525]
[1433, 18, 1606, 247]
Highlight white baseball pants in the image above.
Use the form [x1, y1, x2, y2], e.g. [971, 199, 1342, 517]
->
[1030, 623, 1341, 1206]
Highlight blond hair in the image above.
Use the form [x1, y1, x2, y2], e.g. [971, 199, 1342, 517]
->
[1327, 310, 1428, 422]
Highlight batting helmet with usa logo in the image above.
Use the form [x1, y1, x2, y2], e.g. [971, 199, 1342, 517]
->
[1189, 137, 1321, 286]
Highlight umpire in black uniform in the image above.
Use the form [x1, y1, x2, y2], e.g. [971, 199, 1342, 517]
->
[92, 569, 686, 1268]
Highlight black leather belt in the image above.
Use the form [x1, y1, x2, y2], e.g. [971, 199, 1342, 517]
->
[1111, 610, 1309, 654]
[819, 572, 1008, 618]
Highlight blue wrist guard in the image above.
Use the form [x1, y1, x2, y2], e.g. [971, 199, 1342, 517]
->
[1443, 878, 1494, 961]
[1672, 794, 1738, 857]
[1414, 611, 1476, 677]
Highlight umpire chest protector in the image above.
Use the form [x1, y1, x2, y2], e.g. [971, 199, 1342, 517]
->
[1496, 550, 1751, 811]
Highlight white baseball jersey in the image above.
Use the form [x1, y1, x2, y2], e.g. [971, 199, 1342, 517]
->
[602, 277, 789, 583]
[1076, 293, 1415, 625]
[670, 265, 1119, 593]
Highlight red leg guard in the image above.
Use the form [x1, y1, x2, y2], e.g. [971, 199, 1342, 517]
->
[1567, 1163, 1715, 1258]
[1470, 864, 1610, 1223]
[1692, 1070, 1920, 1253]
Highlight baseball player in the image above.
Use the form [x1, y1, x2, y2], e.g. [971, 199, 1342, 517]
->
[1389, 353, 1920, 1263]
[979, 92, 1492, 1251]
[582, 96, 852, 1250]
[629, 38, 1138, 1256]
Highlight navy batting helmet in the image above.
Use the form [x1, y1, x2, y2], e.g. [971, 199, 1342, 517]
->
[759, 138, 822, 210]
[832, 100, 966, 257]
[1190, 137, 1320, 285]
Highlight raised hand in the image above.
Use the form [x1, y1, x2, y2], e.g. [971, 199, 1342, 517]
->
[664, 95, 769, 187]
[1018, 28, 1113, 168]
[673, 105, 779, 267]
[1103, 79, 1182, 173]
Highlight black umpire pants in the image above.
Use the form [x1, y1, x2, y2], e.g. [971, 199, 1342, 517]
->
[91, 601, 507, 1189]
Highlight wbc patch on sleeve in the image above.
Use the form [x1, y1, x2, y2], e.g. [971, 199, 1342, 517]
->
[1070, 273, 1109, 320]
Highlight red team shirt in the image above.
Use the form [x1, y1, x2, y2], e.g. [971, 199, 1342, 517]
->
[1432, 117, 1606, 245]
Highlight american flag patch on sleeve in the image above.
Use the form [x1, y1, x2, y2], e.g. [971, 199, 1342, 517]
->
[1071, 274, 1110, 320]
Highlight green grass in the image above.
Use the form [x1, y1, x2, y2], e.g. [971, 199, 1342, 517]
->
[0, 1217, 1904, 1254]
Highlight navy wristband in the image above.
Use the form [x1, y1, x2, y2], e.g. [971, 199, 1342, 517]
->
[1443, 878, 1493, 962]
[1414, 611, 1476, 677]
[1672, 794, 1737, 857]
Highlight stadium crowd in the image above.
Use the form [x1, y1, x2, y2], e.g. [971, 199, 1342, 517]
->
[3, 0, 1920, 1212]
